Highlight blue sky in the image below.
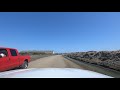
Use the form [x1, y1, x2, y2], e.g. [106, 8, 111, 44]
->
[0, 12, 120, 53]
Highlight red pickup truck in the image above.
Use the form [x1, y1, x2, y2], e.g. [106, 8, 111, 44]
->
[0, 47, 30, 72]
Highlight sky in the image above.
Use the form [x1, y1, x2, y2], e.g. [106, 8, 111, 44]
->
[0, 12, 120, 53]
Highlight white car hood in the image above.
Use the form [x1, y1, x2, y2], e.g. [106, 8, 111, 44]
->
[0, 68, 112, 78]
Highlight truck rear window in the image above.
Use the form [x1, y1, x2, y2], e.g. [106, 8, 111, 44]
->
[10, 49, 17, 56]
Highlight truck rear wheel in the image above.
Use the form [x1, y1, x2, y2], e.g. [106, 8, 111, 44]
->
[20, 61, 28, 69]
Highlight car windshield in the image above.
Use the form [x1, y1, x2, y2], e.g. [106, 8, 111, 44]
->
[0, 49, 8, 56]
[0, 12, 120, 78]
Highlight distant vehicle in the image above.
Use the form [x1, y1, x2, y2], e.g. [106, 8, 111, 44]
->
[0, 47, 31, 72]
[0, 68, 112, 78]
